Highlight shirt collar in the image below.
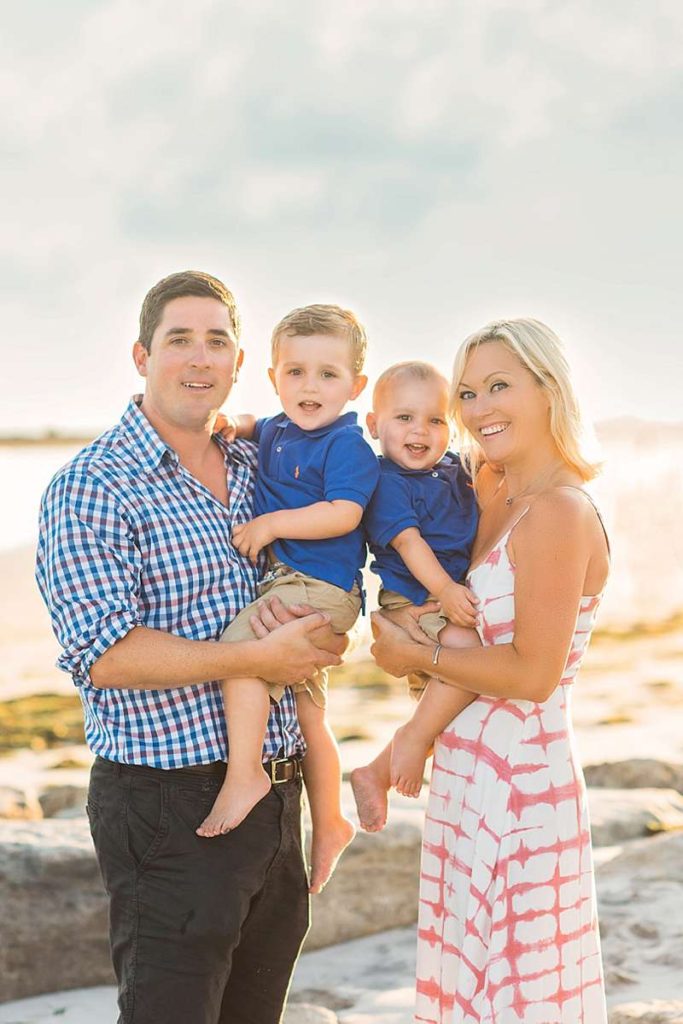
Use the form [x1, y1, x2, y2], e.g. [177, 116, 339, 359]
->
[117, 396, 177, 472]
[276, 410, 359, 440]
[116, 396, 253, 475]
[379, 451, 457, 476]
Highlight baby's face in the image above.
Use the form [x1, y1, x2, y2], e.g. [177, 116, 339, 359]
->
[367, 375, 451, 471]
[268, 333, 366, 431]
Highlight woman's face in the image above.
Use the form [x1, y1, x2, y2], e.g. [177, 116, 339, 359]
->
[456, 340, 552, 464]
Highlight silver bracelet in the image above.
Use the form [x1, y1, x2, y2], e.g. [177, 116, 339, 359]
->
[432, 643, 443, 666]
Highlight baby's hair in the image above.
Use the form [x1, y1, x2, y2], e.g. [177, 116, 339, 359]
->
[373, 361, 449, 408]
[271, 304, 367, 374]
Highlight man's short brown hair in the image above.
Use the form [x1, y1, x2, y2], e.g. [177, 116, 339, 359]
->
[137, 271, 241, 353]
[271, 304, 367, 374]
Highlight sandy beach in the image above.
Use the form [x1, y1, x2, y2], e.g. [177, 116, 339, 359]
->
[2, 420, 683, 1019]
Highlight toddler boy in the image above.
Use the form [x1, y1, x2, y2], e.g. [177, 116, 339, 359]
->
[197, 304, 379, 895]
[351, 361, 481, 831]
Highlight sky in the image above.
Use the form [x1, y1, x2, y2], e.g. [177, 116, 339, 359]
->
[2, 0, 682, 434]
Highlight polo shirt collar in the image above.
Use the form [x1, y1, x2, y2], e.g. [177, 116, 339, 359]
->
[277, 410, 358, 440]
[380, 451, 457, 476]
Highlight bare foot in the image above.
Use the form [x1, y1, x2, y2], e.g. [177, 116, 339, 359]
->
[196, 765, 271, 837]
[390, 723, 430, 798]
[309, 817, 356, 895]
[351, 764, 389, 832]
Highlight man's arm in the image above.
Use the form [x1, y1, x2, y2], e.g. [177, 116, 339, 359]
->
[36, 468, 341, 693]
[90, 618, 341, 690]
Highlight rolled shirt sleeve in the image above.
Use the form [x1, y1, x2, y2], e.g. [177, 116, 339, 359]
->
[36, 468, 143, 687]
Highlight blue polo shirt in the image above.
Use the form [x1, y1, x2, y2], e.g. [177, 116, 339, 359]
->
[253, 411, 379, 591]
[365, 452, 478, 604]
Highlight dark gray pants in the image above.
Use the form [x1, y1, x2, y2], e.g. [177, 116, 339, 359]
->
[87, 757, 310, 1024]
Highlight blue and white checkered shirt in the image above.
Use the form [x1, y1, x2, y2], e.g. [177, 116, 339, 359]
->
[35, 397, 305, 768]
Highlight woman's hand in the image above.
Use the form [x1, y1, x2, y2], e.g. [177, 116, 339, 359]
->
[370, 611, 426, 678]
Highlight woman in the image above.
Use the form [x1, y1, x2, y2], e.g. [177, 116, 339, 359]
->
[370, 318, 609, 1023]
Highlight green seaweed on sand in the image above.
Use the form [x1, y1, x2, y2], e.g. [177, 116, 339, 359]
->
[0, 693, 84, 754]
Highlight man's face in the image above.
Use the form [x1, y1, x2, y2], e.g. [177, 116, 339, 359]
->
[133, 296, 243, 432]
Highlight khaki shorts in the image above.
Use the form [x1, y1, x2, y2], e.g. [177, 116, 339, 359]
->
[221, 563, 361, 708]
[378, 588, 448, 699]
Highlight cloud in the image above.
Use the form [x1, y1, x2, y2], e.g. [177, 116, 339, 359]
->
[1, 0, 682, 429]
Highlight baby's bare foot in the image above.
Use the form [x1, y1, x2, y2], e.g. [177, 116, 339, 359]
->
[309, 817, 356, 895]
[196, 766, 271, 837]
[351, 764, 389, 832]
[390, 724, 429, 798]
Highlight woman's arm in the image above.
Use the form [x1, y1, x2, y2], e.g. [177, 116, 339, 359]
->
[372, 490, 597, 703]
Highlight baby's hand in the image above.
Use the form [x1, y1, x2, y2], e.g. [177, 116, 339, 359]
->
[436, 580, 479, 628]
[232, 515, 276, 563]
[213, 413, 238, 443]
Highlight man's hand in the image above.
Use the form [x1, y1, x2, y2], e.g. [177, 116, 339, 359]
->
[250, 596, 348, 657]
[380, 601, 441, 645]
[251, 613, 343, 684]
[435, 581, 479, 628]
[232, 515, 277, 563]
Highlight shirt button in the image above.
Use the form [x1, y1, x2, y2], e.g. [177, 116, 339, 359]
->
[432, 471, 438, 477]
[276, 446, 282, 452]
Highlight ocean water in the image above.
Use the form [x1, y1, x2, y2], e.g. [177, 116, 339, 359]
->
[0, 445, 82, 553]
[2, 426, 682, 629]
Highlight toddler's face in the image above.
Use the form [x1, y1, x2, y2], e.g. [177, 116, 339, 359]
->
[269, 333, 366, 431]
[367, 375, 451, 471]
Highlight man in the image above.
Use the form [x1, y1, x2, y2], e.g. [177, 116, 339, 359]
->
[36, 271, 344, 1024]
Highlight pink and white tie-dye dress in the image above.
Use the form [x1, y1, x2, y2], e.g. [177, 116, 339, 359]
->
[415, 511, 608, 1024]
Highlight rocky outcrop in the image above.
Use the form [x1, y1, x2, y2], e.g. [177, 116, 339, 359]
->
[306, 818, 422, 950]
[0, 814, 421, 1001]
[585, 759, 683, 794]
[588, 788, 683, 845]
[0, 819, 112, 1002]
[598, 833, 683, 1005]
[0, 785, 41, 820]
[609, 1002, 683, 1023]
[284, 1005, 339, 1023]
[38, 783, 89, 818]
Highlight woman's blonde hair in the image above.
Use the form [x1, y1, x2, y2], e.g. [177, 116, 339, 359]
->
[450, 317, 600, 483]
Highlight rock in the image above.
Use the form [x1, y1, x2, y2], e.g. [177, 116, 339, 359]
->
[0, 785, 42, 820]
[38, 784, 89, 818]
[588, 787, 683, 846]
[306, 818, 421, 950]
[609, 1001, 683, 1023]
[0, 814, 421, 1001]
[290, 988, 355, 1011]
[0, 819, 112, 1002]
[585, 759, 683, 794]
[597, 833, 683, 1002]
[284, 1004, 339, 1023]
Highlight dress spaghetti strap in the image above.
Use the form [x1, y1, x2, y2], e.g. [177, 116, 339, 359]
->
[554, 484, 611, 557]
